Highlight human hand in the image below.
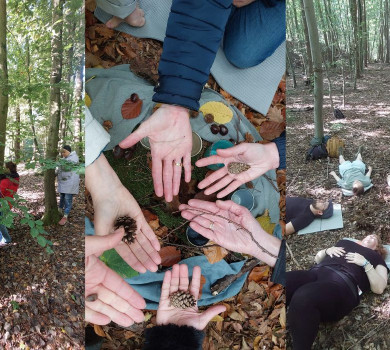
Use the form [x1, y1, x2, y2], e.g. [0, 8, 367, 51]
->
[180, 199, 281, 267]
[85, 231, 146, 327]
[120, 105, 192, 202]
[233, 0, 257, 8]
[196, 143, 279, 198]
[345, 252, 367, 266]
[105, 7, 145, 29]
[329, 171, 336, 176]
[368, 166, 373, 171]
[325, 246, 345, 258]
[86, 154, 161, 273]
[157, 264, 226, 330]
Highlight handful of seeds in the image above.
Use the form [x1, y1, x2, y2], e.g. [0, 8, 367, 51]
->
[114, 216, 138, 245]
[227, 162, 251, 174]
[169, 291, 196, 309]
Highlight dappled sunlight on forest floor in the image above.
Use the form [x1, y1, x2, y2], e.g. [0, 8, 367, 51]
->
[286, 63, 390, 349]
[0, 168, 85, 349]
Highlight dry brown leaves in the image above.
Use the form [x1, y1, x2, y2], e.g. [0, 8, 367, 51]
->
[159, 246, 181, 267]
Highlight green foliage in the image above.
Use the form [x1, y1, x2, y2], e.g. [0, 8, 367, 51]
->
[100, 249, 139, 279]
[330, 123, 344, 131]
[1, 194, 54, 254]
[10, 301, 20, 310]
[23, 156, 85, 175]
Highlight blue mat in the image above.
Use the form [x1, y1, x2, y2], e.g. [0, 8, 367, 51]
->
[298, 204, 343, 235]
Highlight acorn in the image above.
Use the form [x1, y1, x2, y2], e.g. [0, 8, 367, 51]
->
[219, 125, 228, 136]
[130, 93, 138, 102]
[114, 216, 138, 245]
[113, 145, 125, 159]
[102, 120, 113, 132]
[123, 144, 137, 161]
[169, 291, 196, 309]
[210, 124, 220, 134]
[204, 113, 214, 124]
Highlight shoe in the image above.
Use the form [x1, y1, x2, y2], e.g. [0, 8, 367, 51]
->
[58, 217, 68, 226]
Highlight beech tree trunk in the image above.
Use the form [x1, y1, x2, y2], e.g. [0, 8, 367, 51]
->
[300, 0, 313, 78]
[303, 0, 324, 145]
[43, 0, 64, 225]
[15, 106, 21, 161]
[0, 0, 8, 166]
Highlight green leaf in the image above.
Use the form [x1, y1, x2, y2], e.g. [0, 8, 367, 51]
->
[31, 227, 39, 238]
[37, 235, 47, 247]
[45, 246, 54, 254]
[10, 301, 20, 310]
[100, 249, 139, 279]
[20, 218, 29, 225]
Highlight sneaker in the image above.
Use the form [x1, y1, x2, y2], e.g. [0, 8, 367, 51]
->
[58, 217, 68, 226]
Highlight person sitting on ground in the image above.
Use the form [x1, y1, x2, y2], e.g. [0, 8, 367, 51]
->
[57, 145, 80, 226]
[286, 234, 389, 350]
[285, 197, 333, 235]
[0, 162, 20, 245]
[330, 146, 373, 196]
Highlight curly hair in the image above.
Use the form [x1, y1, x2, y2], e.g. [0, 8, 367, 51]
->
[5, 161, 17, 173]
[373, 234, 388, 260]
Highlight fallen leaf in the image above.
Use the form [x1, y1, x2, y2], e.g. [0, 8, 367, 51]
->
[203, 243, 228, 264]
[256, 210, 276, 235]
[244, 132, 254, 143]
[279, 306, 286, 328]
[253, 336, 262, 350]
[94, 24, 115, 39]
[248, 265, 270, 282]
[241, 337, 251, 350]
[93, 324, 106, 338]
[259, 121, 285, 141]
[267, 106, 284, 123]
[154, 226, 168, 238]
[229, 311, 246, 322]
[199, 275, 206, 298]
[159, 246, 181, 267]
[210, 315, 224, 322]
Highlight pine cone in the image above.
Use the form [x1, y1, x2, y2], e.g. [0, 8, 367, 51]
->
[169, 291, 196, 309]
[114, 216, 137, 245]
[227, 162, 251, 174]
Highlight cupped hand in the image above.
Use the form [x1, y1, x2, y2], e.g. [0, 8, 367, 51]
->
[157, 264, 226, 330]
[325, 246, 346, 258]
[119, 105, 192, 202]
[86, 154, 161, 273]
[179, 199, 281, 266]
[85, 231, 146, 327]
[196, 142, 279, 198]
[345, 252, 366, 266]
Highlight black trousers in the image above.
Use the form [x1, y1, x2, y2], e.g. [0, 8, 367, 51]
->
[286, 267, 359, 349]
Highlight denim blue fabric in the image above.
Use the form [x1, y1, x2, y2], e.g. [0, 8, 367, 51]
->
[59, 193, 74, 216]
[223, 0, 286, 68]
[0, 224, 11, 243]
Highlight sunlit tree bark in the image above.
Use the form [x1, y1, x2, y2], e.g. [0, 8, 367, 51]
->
[0, 0, 8, 166]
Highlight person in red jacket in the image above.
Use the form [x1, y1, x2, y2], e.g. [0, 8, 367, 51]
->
[0, 161, 20, 245]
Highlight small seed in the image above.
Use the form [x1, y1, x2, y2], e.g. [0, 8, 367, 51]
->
[86, 294, 98, 302]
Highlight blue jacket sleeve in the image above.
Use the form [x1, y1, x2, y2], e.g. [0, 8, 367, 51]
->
[153, 0, 233, 111]
[272, 131, 286, 170]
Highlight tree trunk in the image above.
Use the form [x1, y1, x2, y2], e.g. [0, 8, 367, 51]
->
[73, 59, 83, 157]
[303, 0, 324, 145]
[322, 58, 334, 110]
[350, 0, 361, 80]
[0, 0, 8, 167]
[287, 43, 297, 88]
[300, 0, 313, 78]
[43, 0, 64, 226]
[15, 105, 21, 161]
[385, 0, 390, 63]
[26, 38, 42, 156]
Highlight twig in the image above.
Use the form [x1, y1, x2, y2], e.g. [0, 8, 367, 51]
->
[263, 174, 280, 193]
[210, 258, 260, 295]
[286, 169, 301, 191]
[286, 241, 301, 269]
[182, 208, 278, 259]
[345, 319, 389, 350]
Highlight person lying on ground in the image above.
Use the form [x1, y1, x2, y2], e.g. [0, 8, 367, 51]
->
[286, 234, 389, 350]
[0, 161, 20, 245]
[285, 197, 333, 235]
[179, 199, 285, 285]
[85, 230, 146, 326]
[195, 139, 285, 198]
[329, 146, 373, 196]
[98, 0, 284, 202]
[143, 264, 226, 350]
[57, 145, 80, 226]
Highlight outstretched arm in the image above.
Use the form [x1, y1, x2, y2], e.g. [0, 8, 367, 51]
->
[366, 166, 373, 178]
[329, 171, 341, 182]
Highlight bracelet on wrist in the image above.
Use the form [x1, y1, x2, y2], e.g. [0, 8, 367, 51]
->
[362, 259, 370, 268]
[364, 264, 374, 273]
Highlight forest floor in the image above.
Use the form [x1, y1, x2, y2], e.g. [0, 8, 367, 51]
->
[85, 5, 286, 350]
[286, 63, 390, 349]
[0, 165, 85, 350]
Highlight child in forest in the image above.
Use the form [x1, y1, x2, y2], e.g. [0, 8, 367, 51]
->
[329, 147, 373, 196]
[0, 162, 20, 245]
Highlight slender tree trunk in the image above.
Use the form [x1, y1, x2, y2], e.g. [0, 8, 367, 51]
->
[385, 0, 390, 63]
[303, 0, 324, 145]
[43, 0, 64, 225]
[15, 105, 21, 161]
[0, 0, 8, 166]
[322, 58, 334, 110]
[350, 0, 361, 80]
[300, 0, 313, 78]
[287, 43, 297, 88]
[73, 59, 83, 157]
[26, 38, 41, 156]
[342, 64, 346, 108]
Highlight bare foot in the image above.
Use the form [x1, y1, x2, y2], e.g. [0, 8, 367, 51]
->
[106, 8, 145, 29]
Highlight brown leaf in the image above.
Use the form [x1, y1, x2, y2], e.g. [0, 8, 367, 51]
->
[118, 42, 137, 59]
[248, 266, 270, 282]
[154, 226, 168, 238]
[203, 243, 228, 264]
[228, 310, 246, 322]
[259, 121, 286, 141]
[244, 132, 254, 143]
[159, 246, 181, 267]
[198, 274, 206, 298]
[267, 106, 284, 123]
[94, 24, 115, 39]
[93, 324, 106, 338]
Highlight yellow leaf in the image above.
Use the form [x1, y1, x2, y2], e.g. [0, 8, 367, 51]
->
[210, 315, 224, 322]
[144, 312, 153, 322]
[199, 101, 233, 124]
[256, 210, 276, 235]
[203, 242, 228, 264]
[253, 336, 262, 350]
[85, 93, 92, 107]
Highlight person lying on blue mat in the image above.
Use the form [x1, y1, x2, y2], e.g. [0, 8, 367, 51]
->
[330, 146, 373, 196]
[286, 234, 388, 350]
[285, 197, 333, 235]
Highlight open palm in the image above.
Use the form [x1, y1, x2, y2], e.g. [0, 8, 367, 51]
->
[196, 142, 279, 198]
[157, 264, 226, 330]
